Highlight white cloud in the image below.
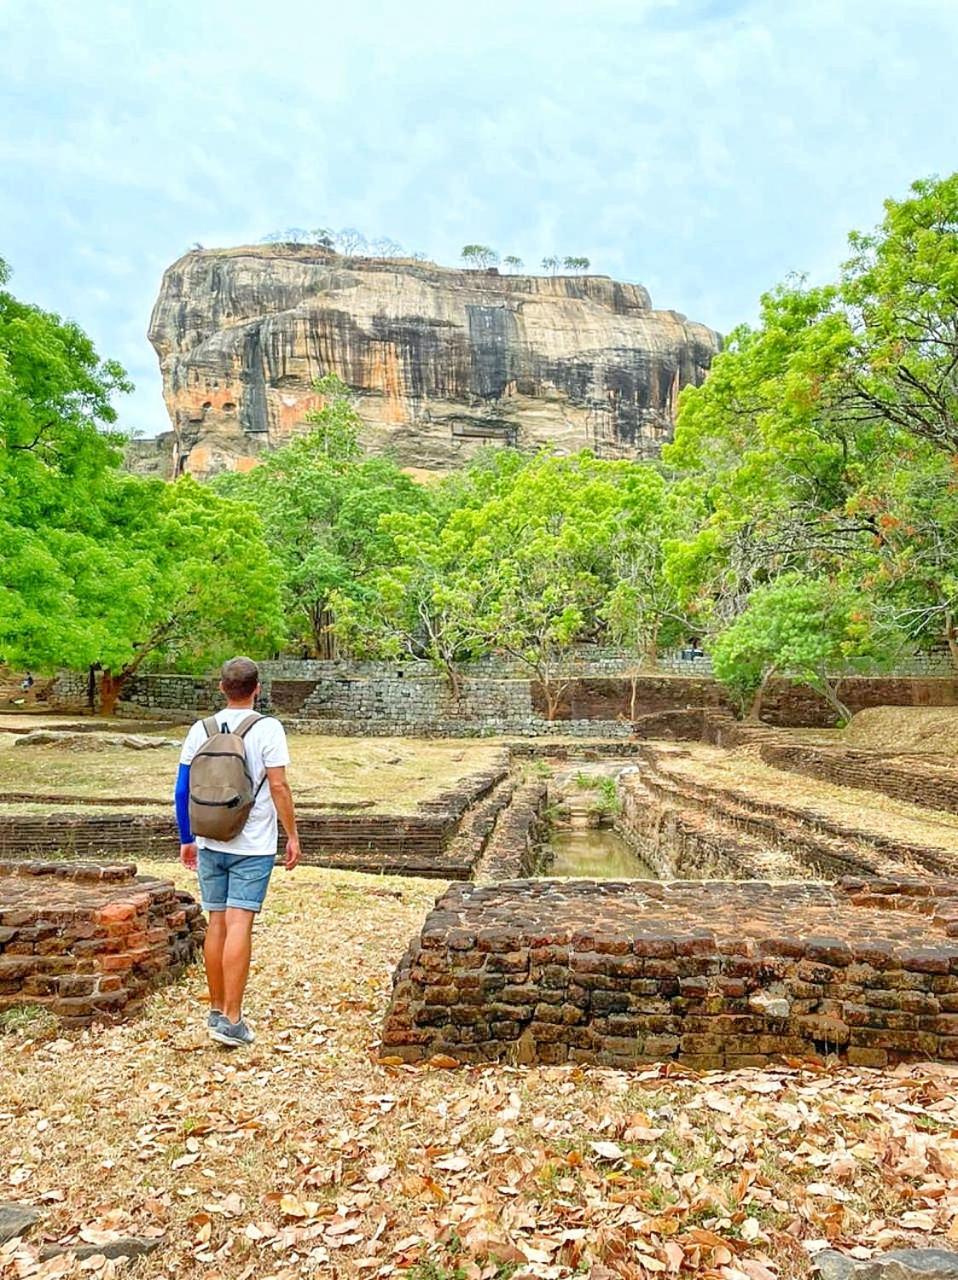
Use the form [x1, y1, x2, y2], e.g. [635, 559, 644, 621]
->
[1, 0, 956, 436]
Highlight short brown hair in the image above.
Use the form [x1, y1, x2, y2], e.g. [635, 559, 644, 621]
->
[220, 656, 259, 699]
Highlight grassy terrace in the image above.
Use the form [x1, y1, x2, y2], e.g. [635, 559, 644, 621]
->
[0, 729, 504, 814]
[657, 742, 958, 856]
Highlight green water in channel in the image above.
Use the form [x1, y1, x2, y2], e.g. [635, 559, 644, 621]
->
[543, 827, 654, 879]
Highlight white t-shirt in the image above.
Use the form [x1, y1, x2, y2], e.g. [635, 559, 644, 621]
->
[180, 710, 291, 857]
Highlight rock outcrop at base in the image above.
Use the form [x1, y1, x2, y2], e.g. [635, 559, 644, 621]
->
[148, 245, 721, 476]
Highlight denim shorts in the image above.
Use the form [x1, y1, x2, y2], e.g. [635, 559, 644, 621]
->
[197, 849, 276, 913]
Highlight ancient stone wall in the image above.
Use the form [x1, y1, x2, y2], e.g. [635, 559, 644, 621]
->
[50, 666, 958, 737]
[0, 861, 204, 1026]
[473, 781, 548, 882]
[49, 671, 223, 717]
[0, 810, 470, 876]
[299, 673, 535, 726]
[623, 743, 958, 881]
[536, 676, 729, 721]
[382, 877, 958, 1070]
[760, 744, 958, 815]
[759, 676, 958, 727]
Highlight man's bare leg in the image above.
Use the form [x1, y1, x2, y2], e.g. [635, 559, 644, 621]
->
[221, 908, 255, 1024]
[204, 911, 227, 1013]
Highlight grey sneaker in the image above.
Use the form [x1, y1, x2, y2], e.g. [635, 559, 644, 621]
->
[210, 1018, 255, 1048]
[207, 1009, 227, 1035]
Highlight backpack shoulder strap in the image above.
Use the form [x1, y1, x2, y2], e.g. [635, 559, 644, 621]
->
[235, 713, 263, 739]
[201, 715, 220, 738]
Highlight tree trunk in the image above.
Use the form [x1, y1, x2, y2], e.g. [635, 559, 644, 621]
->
[539, 672, 561, 722]
[640, 624, 659, 672]
[98, 670, 126, 717]
[310, 605, 337, 660]
[945, 611, 958, 670]
[86, 664, 100, 711]
[746, 668, 776, 722]
[443, 660, 463, 706]
[629, 669, 639, 722]
[820, 677, 852, 727]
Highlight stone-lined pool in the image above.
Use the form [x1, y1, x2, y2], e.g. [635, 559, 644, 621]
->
[543, 828, 654, 879]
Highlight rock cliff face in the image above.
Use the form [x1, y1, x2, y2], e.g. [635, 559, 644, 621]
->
[148, 245, 721, 476]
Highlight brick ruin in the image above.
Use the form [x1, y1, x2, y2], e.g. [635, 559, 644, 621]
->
[9, 671, 958, 1064]
[382, 876, 958, 1070]
[0, 860, 204, 1026]
[0, 756, 513, 878]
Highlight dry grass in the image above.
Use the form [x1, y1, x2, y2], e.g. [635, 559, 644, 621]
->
[660, 743, 958, 862]
[3, 861, 958, 1279]
[843, 707, 958, 755]
[0, 733, 503, 815]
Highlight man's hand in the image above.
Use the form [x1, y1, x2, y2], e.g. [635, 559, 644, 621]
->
[284, 836, 301, 871]
[180, 842, 198, 871]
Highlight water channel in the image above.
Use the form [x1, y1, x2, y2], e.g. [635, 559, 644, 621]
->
[542, 827, 655, 879]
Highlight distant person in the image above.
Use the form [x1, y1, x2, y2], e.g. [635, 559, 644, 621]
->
[174, 656, 300, 1048]
[20, 672, 34, 691]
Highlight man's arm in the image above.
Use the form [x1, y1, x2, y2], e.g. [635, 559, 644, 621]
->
[266, 765, 300, 870]
[174, 762, 197, 869]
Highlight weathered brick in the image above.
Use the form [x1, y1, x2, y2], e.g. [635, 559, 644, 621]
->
[382, 875, 958, 1068]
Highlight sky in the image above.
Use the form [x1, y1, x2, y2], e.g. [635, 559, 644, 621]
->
[1, 0, 956, 438]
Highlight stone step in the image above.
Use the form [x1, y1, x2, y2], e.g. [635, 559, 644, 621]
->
[621, 778, 819, 881]
[635, 753, 943, 879]
[474, 779, 548, 881]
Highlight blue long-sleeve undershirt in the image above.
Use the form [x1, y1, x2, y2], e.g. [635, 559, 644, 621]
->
[174, 763, 193, 843]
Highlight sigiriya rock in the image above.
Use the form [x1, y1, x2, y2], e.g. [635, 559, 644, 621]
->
[147, 244, 721, 477]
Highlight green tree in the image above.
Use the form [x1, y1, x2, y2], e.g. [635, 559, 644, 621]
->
[332, 451, 634, 713]
[665, 174, 958, 671]
[840, 174, 958, 454]
[845, 451, 958, 665]
[541, 255, 561, 275]
[711, 575, 901, 723]
[563, 256, 591, 273]
[0, 257, 285, 710]
[0, 256, 130, 468]
[214, 375, 428, 657]
[456, 454, 627, 717]
[478, 551, 586, 720]
[0, 253, 132, 687]
[1, 473, 286, 714]
[503, 255, 524, 272]
[332, 511, 487, 700]
[461, 244, 498, 269]
[598, 472, 698, 717]
[93, 479, 287, 714]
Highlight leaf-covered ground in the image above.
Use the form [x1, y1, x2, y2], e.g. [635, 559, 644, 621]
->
[2, 861, 958, 1280]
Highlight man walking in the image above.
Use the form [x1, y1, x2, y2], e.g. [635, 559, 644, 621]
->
[174, 656, 300, 1047]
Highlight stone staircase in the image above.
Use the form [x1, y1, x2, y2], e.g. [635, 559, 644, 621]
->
[623, 743, 958, 881]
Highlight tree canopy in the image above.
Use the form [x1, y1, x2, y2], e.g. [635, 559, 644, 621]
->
[0, 257, 286, 711]
[7, 173, 958, 723]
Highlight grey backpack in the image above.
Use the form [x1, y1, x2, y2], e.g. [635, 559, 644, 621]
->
[188, 713, 266, 842]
